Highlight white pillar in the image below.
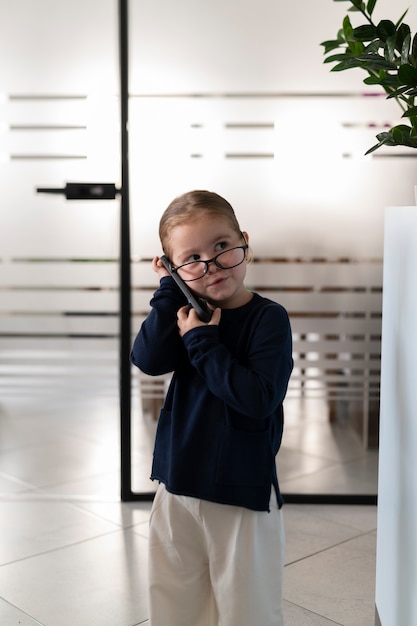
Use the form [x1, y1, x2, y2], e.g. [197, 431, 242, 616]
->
[375, 206, 417, 625]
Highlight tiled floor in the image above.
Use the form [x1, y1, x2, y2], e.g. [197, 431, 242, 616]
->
[0, 384, 378, 625]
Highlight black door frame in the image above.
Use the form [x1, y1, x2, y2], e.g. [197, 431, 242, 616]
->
[119, 0, 154, 502]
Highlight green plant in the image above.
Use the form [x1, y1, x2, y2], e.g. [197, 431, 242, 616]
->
[321, 0, 417, 154]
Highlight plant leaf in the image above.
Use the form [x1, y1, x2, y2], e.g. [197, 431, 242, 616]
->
[411, 33, 417, 64]
[392, 124, 410, 143]
[365, 135, 392, 155]
[324, 53, 352, 64]
[365, 122, 417, 153]
[355, 54, 397, 70]
[387, 84, 415, 98]
[352, 25, 378, 42]
[395, 9, 409, 29]
[348, 3, 365, 12]
[363, 75, 383, 85]
[402, 106, 417, 117]
[331, 58, 364, 71]
[384, 35, 396, 63]
[321, 39, 345, 54]
[350, 41, 365, 55]
[377, 20, 396, 42]
[323, 0, 417, 154]
[384, 124, 417, 148]
[363, 40, 381, 54]
[401, 32, 411, 65]
[363, 72, 399, 89]
[343, 15, 354, 41]
[398, 64, 417, 86]
[396, 23, 411, 53]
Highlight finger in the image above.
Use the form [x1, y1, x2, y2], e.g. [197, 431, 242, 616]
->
[177, 305, 191, 319]
[153, 256, 170, 277]
[152, 256, 162, 271]
[187, 307, 201, 322]
[208, 307, 222, 325]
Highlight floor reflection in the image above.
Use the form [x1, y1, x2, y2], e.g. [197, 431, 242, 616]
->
[0, 387, 378, 500]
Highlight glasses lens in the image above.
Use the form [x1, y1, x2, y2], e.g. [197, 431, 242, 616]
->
[216, 246, 245, 269]
[176, 261, 206, 281]
[175, 246, 246, 281]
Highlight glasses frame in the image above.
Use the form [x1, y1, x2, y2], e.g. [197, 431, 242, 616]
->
[170, 235, 249, 282]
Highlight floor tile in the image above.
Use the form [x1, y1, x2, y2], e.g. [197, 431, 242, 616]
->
[282, 420, 369, 463]
[277, 446, 335, 481]
[0, 436, 120, 490]
[75, 500, 152, 528]
[0, 598, 44, 626]
[34, 469, 122, 499]
[0, 500, 118, 565]
[297, 504, 377, 533]
[0, 390, 378, 625]
[280, 452, 378, 494]
[0, 529, 149, 626]
[283, 504, 375, 565]
[283, 600, 343, 625]
[284, 531, 377, 626]
[0, 471, 33, 494]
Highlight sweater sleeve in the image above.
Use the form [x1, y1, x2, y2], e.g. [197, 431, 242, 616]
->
[130, 276, 187, 375]
[182, 303, 293, 419]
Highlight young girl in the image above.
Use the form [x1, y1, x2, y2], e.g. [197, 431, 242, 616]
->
[131, 190, 293, 626]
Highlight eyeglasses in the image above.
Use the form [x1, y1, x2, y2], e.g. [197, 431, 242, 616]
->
[171, 241, 249, 282]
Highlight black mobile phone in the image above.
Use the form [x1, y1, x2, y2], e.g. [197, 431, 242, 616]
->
[160, 255, 212, 322]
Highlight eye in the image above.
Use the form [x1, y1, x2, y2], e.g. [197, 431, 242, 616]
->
[186, 253, 201, 263]
[215, 241, 228, 252]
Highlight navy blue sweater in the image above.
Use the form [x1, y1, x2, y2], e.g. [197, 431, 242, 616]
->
[131, 276, 293, 511]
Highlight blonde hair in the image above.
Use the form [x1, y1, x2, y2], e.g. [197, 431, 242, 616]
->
[159, 190, 249, 258]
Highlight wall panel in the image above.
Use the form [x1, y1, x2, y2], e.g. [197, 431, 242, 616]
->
[0, 1, 120, 404]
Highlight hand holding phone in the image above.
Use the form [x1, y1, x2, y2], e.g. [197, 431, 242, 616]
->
[160, 255, 213, 322]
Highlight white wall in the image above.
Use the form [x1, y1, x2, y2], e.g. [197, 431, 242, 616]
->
[376, 206, 417, 625]
[0, 0, 120, 261]
[1, 0, 416, 263]
[128, 0, 417, 261]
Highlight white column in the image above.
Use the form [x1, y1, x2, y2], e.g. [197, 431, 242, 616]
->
[375, 206, 417, 625]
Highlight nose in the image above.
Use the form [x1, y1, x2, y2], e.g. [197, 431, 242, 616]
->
[206, 259, 219, 274]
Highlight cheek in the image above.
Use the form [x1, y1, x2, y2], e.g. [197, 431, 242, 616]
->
[232, 263, 247, 282]
[188, 279, 206, 297]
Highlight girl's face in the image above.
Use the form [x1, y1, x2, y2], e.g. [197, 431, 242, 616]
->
[168, 214, 252, 309]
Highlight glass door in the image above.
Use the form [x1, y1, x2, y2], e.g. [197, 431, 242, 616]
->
[125, 0, 415, 501]
[0, 0, 122, 500]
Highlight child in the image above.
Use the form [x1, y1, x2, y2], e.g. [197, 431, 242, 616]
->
[131, 190, 293, 626]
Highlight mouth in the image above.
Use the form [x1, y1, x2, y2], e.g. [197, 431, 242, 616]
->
[207, 275, 228, 289]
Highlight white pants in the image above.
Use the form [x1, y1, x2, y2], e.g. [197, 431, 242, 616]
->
[148, 484, 285, 626]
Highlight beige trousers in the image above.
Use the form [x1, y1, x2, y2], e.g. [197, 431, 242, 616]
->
[148, 483, 285, 626]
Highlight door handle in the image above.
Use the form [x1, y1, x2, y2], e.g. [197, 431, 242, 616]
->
[37, 182, 121, 201]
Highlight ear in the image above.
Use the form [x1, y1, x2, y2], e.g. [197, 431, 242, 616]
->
[242, 231, 252, 263]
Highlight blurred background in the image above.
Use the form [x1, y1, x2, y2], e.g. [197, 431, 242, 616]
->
[1, 0, 415, 502]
